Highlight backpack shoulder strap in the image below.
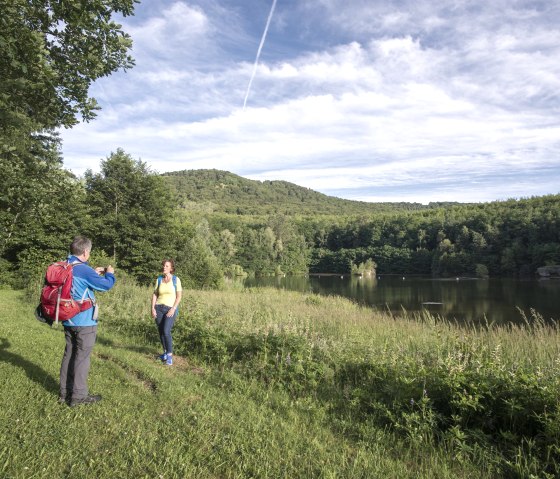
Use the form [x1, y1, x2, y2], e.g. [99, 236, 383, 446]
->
[156, 275, 177, 295]
[66, 260, 93, 301]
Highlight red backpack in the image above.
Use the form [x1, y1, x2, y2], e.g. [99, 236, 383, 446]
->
[36, 261, 93, 326]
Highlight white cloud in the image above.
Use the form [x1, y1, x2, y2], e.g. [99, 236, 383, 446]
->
[128, 2, 209, 57]
[61, 0, 560, 203]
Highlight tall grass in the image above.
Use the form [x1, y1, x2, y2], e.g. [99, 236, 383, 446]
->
[102, 280, 560, 477]
[2, 279, 559, 478]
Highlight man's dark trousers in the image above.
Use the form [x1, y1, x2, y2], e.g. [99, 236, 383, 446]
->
[60, 325, 97, 400]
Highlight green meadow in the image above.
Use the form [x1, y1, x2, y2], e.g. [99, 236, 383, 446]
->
[1, 279, 559, 478]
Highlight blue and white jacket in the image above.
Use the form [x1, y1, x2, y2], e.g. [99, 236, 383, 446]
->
[62, 255, 116, 327]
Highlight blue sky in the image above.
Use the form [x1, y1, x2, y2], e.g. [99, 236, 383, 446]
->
[61, 0, 560, 203]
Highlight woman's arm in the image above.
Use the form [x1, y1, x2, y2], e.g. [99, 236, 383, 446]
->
[151, 293, 158, 318]
[174, 291, 182, 308]
[165, 291, 182, 317]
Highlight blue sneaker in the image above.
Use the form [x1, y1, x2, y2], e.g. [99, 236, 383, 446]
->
[166, 354, 173, 366]
[158, 353, 168, 361]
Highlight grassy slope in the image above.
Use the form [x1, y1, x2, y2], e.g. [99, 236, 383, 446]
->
[0, 288, 491, 479]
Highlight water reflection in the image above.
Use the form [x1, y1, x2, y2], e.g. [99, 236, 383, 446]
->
[242, 275, 560, 325]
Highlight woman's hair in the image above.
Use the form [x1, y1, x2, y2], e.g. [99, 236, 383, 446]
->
[162, 259, 175, 273]
[70, 236, 92, 255]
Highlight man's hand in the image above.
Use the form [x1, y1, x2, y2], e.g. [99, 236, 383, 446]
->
[95, 265, 115, 275]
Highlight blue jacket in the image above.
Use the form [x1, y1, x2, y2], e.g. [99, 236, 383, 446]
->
[63, 255, 116, 327]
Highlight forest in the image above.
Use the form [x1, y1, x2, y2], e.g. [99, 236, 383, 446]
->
[165, 169, 560, 279]
[2, 149, 560, 290]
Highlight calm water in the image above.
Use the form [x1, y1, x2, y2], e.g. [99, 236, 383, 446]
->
[243, 275, 560, 325]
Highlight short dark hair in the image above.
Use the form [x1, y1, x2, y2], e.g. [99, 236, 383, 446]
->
[162, 259, 175, 273]
[70, 236, 92, 256]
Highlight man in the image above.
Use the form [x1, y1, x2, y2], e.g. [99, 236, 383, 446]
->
[59, 236, 116, 407]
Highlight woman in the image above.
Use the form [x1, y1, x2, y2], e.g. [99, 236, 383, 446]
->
[151, 259, 182, 365]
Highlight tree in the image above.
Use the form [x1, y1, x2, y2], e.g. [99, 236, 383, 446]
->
[0, 0, 136, 285]
[215, 229, 237, 265]
[0, 131, 88, 286]
[351, 258, 377, 275]
[84, 149, 174, 283]
[0, 0, 135, 131]
[176, 237, 223, 289]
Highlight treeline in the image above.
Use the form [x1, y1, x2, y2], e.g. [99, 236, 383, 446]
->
[2, 145, 559, 288]
[303, 196, 560, 276]
[162, 170, 560, 279]
[183, 193, 560, 278]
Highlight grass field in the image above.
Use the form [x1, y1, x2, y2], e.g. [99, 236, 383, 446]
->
[1, 283, 559, 478]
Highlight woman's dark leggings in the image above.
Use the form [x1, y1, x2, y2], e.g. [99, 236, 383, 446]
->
[154, 304, 177, 354]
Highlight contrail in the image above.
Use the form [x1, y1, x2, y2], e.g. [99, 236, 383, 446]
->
[243, 0, 277, 111]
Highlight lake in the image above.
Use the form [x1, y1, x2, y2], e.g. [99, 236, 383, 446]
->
[242, 274, 560, 325]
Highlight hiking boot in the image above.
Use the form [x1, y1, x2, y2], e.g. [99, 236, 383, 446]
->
[166, 355, 173, 366]
[69, 394, 102, 407]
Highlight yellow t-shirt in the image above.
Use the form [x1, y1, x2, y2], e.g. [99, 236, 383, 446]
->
[154, 276, 183, 307]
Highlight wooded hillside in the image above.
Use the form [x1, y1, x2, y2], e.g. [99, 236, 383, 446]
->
[163, 169, 452, 216]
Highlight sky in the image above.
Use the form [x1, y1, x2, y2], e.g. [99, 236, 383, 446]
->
[60, 0, 560, 204]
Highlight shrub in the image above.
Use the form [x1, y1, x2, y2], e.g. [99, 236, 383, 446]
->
[475, 263, 489, 278]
